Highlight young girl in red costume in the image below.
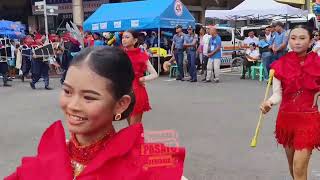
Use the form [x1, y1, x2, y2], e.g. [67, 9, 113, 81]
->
[122, 29, 158, 125]
[5, 47, 184, 180]
[261, 25, 320, 180]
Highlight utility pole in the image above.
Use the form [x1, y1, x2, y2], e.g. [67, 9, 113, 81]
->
[43, 0, 49, 43]
[72, 0, 84, 26]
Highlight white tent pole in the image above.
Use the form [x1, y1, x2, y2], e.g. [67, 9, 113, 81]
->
[285, 14, 288, 30]
[157, 26, 160, 75]
[233, 16, 237, 52]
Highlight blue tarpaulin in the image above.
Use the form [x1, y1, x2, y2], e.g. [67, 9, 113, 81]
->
[0, 30, 26, 39]
[0, 20, 26, 39]
[83, 0, 195, 32]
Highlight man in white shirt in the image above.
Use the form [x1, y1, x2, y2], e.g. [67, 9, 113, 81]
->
[240, 42, 260, 79]
[201, 26, 212, 81]
[8, 40, 17, 80]
[243, 31, 259, 46]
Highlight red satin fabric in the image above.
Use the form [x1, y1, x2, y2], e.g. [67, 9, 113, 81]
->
[271, 52, 320, 150]
[125, 48, 151, 116]
[5, 121, 185, 180]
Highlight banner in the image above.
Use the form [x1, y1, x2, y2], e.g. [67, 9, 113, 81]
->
[32, 0, 109, 15]
[32, 0, 105, 5]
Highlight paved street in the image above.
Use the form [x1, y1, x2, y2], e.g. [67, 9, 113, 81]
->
[1, 74, 320, 180]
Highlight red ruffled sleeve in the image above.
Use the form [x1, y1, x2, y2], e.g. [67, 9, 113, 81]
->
[270, 52, 320, 91]
[303, 53, 320, 90]
[270, 54, 287, 81]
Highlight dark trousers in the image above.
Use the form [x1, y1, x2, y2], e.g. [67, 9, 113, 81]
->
[202, 55, 209, 78]
[187, 50, 197, 81]
[174, 49, 184, 79]
[261, 52, 272, 79]
[60, 51, 73, 84]
[242, 59, 256, 77]
[202, 55, 209, 71]
[268, 51, 286, 73]
[31, 60, 49, 87]
[0, 62, 8, 85]
[21, 57, 32, 77]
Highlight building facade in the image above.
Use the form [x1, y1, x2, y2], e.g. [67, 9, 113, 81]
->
[0, 0, 243, 34]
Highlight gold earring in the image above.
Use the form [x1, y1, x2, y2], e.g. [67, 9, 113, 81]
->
[114, 114, 122, 121]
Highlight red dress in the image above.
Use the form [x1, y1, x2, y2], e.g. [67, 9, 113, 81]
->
[271, 52, 320, 150]
[125, 48, 151, 116]
[5, 121, 185, 180]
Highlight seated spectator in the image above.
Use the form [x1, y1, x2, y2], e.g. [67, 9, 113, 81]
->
[240, 42, 260, 79]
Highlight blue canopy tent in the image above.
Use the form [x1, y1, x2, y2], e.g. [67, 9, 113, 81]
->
[83, 0, 195, 74]
[0, 20, 26, 39]
[0, 30, 26, 39]
[83, 0, 195, 32]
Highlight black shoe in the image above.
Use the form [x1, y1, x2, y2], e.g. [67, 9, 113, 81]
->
[7, 78, 12, 81]
[201, 78, 206, 82]
[45, 86, 53, 90]
[205, 80, 211, 83]
[30, 82, 36, 89]
[240, 76, 245, 79]
[190, 79, 197, 82]
[21, 76, 25, 82]
[3, 83, 11, 87]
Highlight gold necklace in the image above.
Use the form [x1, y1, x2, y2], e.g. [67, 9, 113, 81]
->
[71, 160, 86, 179]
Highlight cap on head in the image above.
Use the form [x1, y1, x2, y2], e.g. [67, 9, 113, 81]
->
[187, 25, 193, 30]
[176, 25, 182, 29]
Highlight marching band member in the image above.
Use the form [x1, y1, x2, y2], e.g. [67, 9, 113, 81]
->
[122, 29, 158, 125]
[0, 41, 11, 87]
[29, 42, 52, 90]
[60, 32, 81, 85]
[260, 25, 320, 180]
[20, 43, 32, 82]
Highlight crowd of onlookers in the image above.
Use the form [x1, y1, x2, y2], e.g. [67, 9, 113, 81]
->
[3, 20, 318, 88]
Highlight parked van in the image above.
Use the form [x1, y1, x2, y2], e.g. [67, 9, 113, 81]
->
[202, 25, 247, 68]
[215, 26, 245, 67]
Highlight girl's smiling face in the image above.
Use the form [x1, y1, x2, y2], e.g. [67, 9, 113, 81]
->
[60, 64, 117, 136]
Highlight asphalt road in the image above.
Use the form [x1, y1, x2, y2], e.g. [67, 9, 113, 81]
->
[1, 73, 319, 180]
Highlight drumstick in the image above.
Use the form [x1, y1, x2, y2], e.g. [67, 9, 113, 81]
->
[250, 69, 275, 148]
